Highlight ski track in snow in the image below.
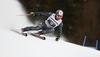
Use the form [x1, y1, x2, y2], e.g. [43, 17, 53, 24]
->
[0, 0, 100, 57]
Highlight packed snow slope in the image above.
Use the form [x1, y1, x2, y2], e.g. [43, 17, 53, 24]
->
[0, 0, 100, 57]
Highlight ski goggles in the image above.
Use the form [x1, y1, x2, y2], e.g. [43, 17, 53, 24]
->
[56, 14, 62, 18]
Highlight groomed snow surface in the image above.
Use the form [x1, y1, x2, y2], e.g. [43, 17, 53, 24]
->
[0, 0, 100, 57]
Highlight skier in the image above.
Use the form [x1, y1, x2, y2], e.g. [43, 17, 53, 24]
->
[21, 10, 63, 41]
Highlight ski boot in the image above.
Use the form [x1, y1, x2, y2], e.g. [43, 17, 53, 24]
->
[36, 32, 45, 40]
[42, 37, 46, 40]
[21, 28, 28, 36]
[24, 33, 27, 36]
[34, 32, 41, 36]
[21, 28, 27, 32]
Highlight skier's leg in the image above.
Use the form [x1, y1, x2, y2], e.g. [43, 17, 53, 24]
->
[39, 28, 55, 34]
[22, 23, 44, 32]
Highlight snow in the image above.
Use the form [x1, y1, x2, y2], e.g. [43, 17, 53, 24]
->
[0, 0, 100, 57]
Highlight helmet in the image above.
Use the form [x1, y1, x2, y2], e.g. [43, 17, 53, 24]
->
[56, 10, 63, 16]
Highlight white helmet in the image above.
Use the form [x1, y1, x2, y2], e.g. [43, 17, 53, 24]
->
[56, 10, 63, 16]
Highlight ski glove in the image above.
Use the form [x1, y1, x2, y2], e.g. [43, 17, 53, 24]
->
[55, 36, 60, 41]
[29, 12, 35, 16]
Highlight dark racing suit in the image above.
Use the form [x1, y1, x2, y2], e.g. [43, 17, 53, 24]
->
[24, 12, 63, 38]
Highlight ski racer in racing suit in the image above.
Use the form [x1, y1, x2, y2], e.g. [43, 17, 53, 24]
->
[21, 10, 63, 41]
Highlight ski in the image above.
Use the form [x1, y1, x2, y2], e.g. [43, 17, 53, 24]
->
[11, 29, 46, 40]
[27, 33, 46, 40]
[11, 29, 27, 37]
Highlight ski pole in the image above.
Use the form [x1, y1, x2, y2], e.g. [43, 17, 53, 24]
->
[16, 14, 30, 16]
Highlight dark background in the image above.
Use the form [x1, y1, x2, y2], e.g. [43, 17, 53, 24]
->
[18, 0, 100, 50]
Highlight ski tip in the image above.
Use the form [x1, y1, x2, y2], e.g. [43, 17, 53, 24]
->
[42, 37, 46, 40]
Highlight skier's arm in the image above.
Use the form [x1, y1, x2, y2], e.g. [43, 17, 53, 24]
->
[30, 12, 53, 17]
[55, 22, 63, 41]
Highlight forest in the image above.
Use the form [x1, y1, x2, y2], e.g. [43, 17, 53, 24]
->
[19, 0, 100, 50]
